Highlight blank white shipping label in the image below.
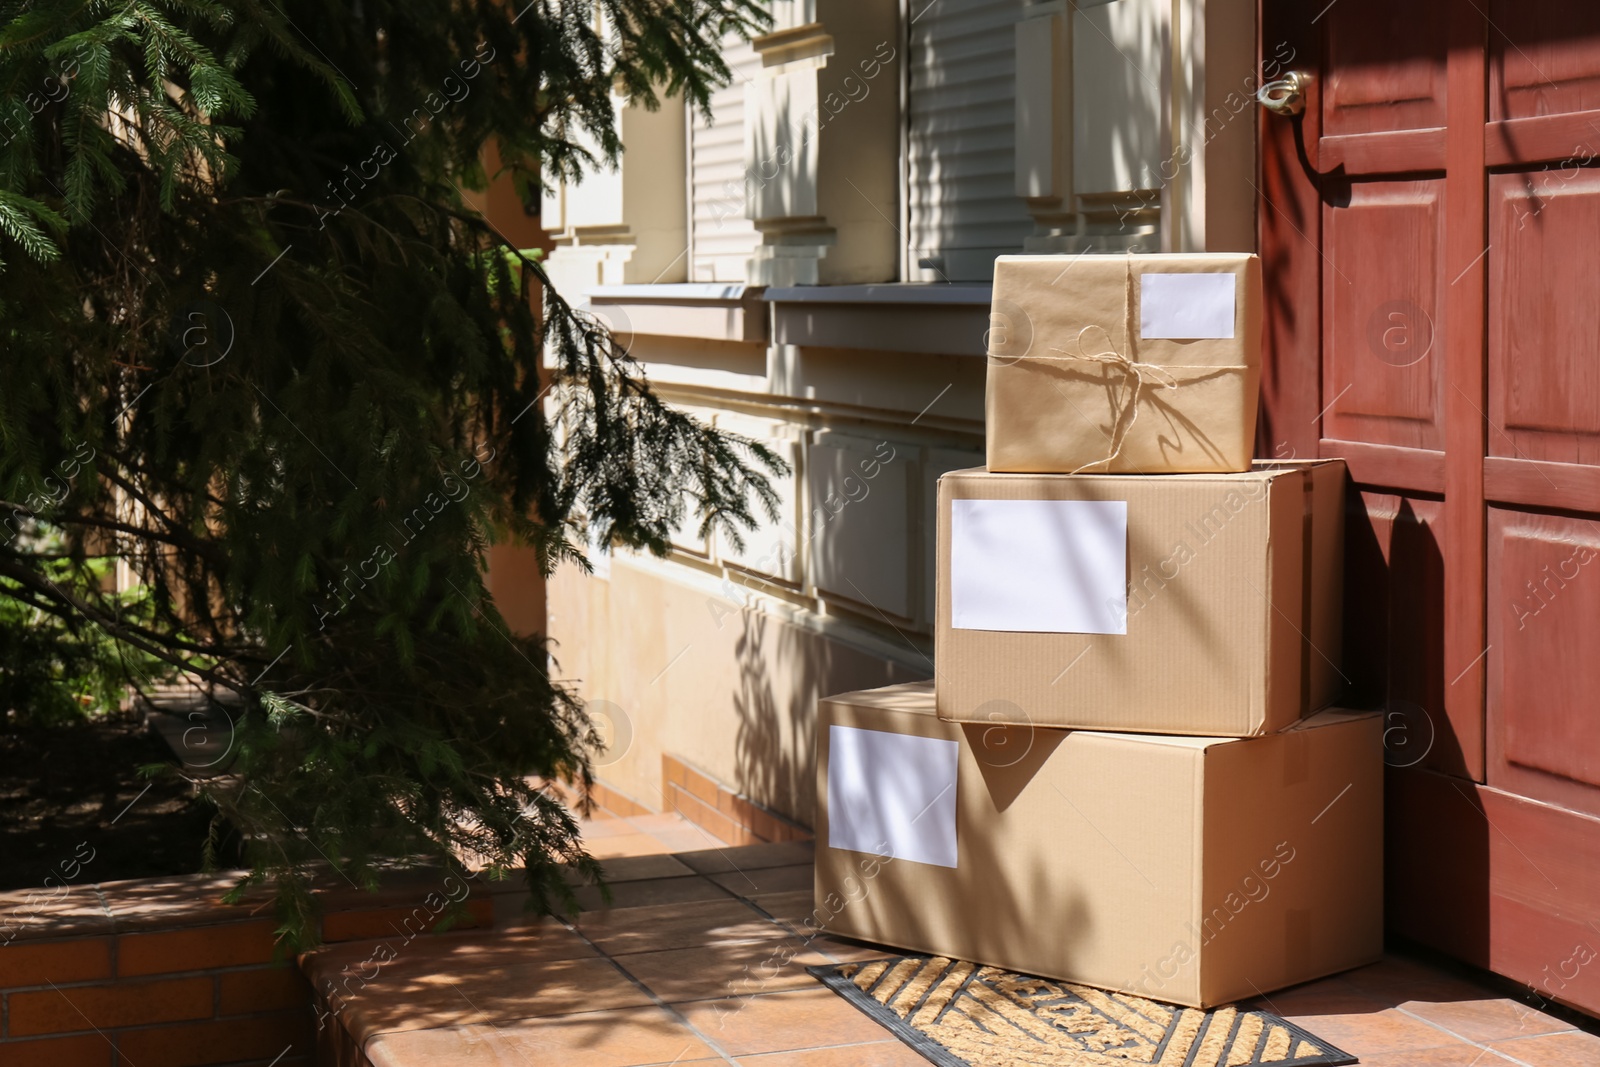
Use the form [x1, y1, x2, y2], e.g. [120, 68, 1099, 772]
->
[1140, 273, 1237, 339]
[827, 726, 958, 868]
[950, 499, 1128, 634]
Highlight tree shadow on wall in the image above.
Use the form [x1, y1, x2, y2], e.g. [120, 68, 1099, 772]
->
[732, 609, 816, 827]
[731, 603, 915, 830]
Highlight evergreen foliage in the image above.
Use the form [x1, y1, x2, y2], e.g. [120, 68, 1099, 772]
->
[0, 0, 775, 945]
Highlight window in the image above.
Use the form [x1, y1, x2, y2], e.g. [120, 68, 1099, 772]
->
[688, 34, 764, 282]
[905, 0, 1034, 282]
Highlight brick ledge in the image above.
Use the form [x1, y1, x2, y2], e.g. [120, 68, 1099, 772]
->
[661, 754, 812, 846]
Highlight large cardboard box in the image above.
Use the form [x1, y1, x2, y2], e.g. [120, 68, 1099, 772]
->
[988, 252, 1262, 474]
[935, 460, 1345, 736]
[815, 682, 1383, 1009]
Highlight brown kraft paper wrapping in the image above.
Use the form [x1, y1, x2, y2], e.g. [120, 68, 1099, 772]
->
[987, 252, 1262, 474]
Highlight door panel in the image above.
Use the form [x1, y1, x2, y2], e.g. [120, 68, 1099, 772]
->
[1388, 768, 1600, 1011]
[1489, 168, 1600, 464]
[1322, 180, 1445, 451]
[1322, 0, 1449, 135]
[1261, 0, 1600, 1016]
[1488, 4, 1600, 121]
[1488, 508, 1600, 816]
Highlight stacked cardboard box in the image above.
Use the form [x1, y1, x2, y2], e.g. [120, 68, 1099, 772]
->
[815, 253, 1382, 1008]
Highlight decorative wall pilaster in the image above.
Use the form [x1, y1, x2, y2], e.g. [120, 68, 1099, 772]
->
[540, 93, 688, 293]
[744, 0, 900, 285]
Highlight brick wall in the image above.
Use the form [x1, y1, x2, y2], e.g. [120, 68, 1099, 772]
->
[0, 777, 751, 1066]
[661, 755, 812, 846]
[590, 778, 653, 818]
[0, 870, 493, 1066]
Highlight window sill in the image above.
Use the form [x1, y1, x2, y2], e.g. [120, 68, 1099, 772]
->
[764, 284, 993, 357]
[762, 283, 992, 306]
[583, 284, 767, 344]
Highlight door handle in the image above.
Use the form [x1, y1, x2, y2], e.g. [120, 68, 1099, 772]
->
[1257, 71, 1311, 117]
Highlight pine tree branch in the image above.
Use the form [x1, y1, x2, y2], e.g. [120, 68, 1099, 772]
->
[96, 462, 225, 562]
[1, 0, 776, 949]
[15, 512, 216, 560]
[0, 557, 241, 687]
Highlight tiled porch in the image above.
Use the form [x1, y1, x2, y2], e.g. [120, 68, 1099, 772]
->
[306, 806, 1600, 1067]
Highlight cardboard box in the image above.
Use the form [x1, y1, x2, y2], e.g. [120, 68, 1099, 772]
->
[935, 460, 1345, 736]
[988, 253, 1262, 474]
[814, 682, 1383, 1009]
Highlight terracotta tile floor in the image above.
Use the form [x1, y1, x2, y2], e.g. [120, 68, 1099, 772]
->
[307, 806, 1600, 1066]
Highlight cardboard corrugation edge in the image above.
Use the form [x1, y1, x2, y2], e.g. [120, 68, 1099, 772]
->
[1212, 469, 1282, 738]
[1256, 457, 1348, 713]
[1196, 742, 1222, 1006]
[1188, 736, 1212, 1007]
[1263, 466, 1304, 735]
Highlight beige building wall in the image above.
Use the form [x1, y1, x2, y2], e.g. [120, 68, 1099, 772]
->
[538, 0, 1262, 827]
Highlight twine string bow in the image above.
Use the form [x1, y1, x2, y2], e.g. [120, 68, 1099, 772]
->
[1049, 255, 1178, 473]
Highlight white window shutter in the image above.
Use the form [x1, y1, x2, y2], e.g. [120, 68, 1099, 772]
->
[689, 35, 764, 282]
[906, 0, 1034, 282]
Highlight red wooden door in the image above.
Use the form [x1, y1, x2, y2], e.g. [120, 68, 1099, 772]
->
[1260, 0, 1600, 1015]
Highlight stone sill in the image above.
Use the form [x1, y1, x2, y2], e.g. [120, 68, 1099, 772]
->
[762, 283, 992, 306]
[764, 283, 993, 358]
[576, 283, 998, 357]
[583, 283, 768, 344]
[0, 866, 493, 948]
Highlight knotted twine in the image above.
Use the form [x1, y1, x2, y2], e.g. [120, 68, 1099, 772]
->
[1022, 253, 1246, 473]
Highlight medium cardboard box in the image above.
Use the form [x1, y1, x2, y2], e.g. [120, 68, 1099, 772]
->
[814, 681, 1383, 1009]
[988, 252, 1262, 474]
[935, 460, 1345, 736]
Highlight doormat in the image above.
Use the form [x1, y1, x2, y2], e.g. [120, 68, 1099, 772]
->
[808, 956, 1356, 1067]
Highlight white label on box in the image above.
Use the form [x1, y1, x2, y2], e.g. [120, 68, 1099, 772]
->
[827, 726, 958, 868]
[1140, 273, 1237, 339]
[950, 499, 1128, 634]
